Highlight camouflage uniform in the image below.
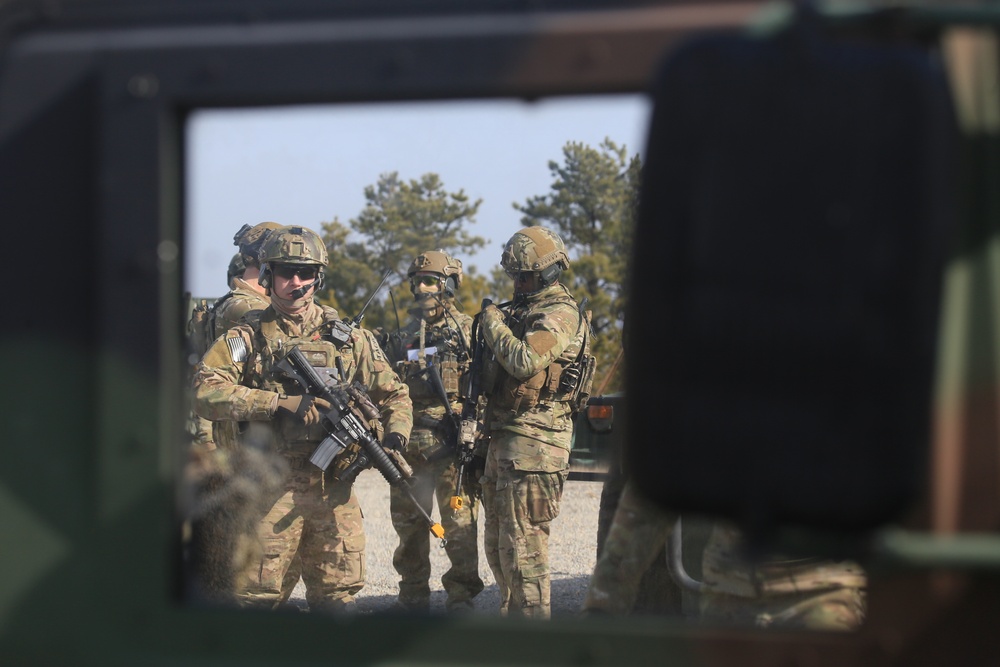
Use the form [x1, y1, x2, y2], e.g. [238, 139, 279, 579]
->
[478, 281, 584, 618]
[583, 483, 866, 630]
[194, 299, 412, 611]
[582, 480, 679, 616]
[189, 224, 278, 453]
[382, 300, 483, 611]
[210, 277, 271, 337]
[204, 277, 271, 452]
[698, 523, 866, 630]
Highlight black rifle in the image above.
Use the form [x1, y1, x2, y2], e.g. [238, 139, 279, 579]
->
[411, 358, 461, 466]
[449, 298, 492, 510]
[275, 345, 445, 540]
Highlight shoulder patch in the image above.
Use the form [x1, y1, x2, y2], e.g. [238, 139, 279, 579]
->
[361, 328, 389, 363]
[222, 324, 256, 364]
[226, 336, 248, 363]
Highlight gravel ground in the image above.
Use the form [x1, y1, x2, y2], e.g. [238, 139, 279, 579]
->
[291, 468, 604, 617]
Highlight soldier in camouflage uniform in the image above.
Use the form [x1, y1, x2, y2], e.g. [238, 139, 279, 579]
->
[207, 222, 283, 354]
[379, 250, 484, 612]
[194, 225, 412, 612]
[184, 222, 286, 602]
[189, 222, 282, 453]
[476, 226, 590, 619]
[583, 480, 867, 630]
[697, 522, 866, 630]
[582, 480, 681, 617]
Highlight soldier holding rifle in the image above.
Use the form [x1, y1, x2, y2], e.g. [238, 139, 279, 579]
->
[378, 250, 484, 613]
[474, 226, 594, 619]
[194, 224, 412, 613]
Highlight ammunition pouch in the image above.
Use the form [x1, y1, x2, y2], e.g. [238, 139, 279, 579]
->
[495, 368, 547, 413]
[492, 360, 578, 414]
[561, 353, 596, 413]
[400, 354, 464, 401]
[561, 308, 597, 413]
[439, 357, 460, 395]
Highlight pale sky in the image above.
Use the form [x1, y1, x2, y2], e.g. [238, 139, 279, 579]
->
[185, 94, 651, 298]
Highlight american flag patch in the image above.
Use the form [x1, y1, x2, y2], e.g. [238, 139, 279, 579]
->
[226, 336, 248, 363]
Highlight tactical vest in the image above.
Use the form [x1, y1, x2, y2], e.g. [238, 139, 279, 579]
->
[386, 319, 468, 404]
[483, 293, 595, 414]
[187, 286, 268, 360]
[211, 286, 271, 347]
[219, 306, 359, 464]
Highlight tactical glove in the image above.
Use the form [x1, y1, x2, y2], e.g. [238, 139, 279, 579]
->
[276, 395, 331, 426]
[382, 432, 407, 452]
[479, 304, 502, 328]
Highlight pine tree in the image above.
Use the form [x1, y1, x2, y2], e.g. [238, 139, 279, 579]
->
[316, 171, 486, 329]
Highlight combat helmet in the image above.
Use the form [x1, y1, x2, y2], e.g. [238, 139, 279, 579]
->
[233, 221, 283, 267]
[500, 226, 570, 287]
[258, 225, 329, 291]
[226, 252, 246, 286]
[407, 249, 463, 295]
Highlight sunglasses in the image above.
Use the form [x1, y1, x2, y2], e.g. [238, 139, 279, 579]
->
[413, 275, 441, 287]
[273, 265, 319, 281]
